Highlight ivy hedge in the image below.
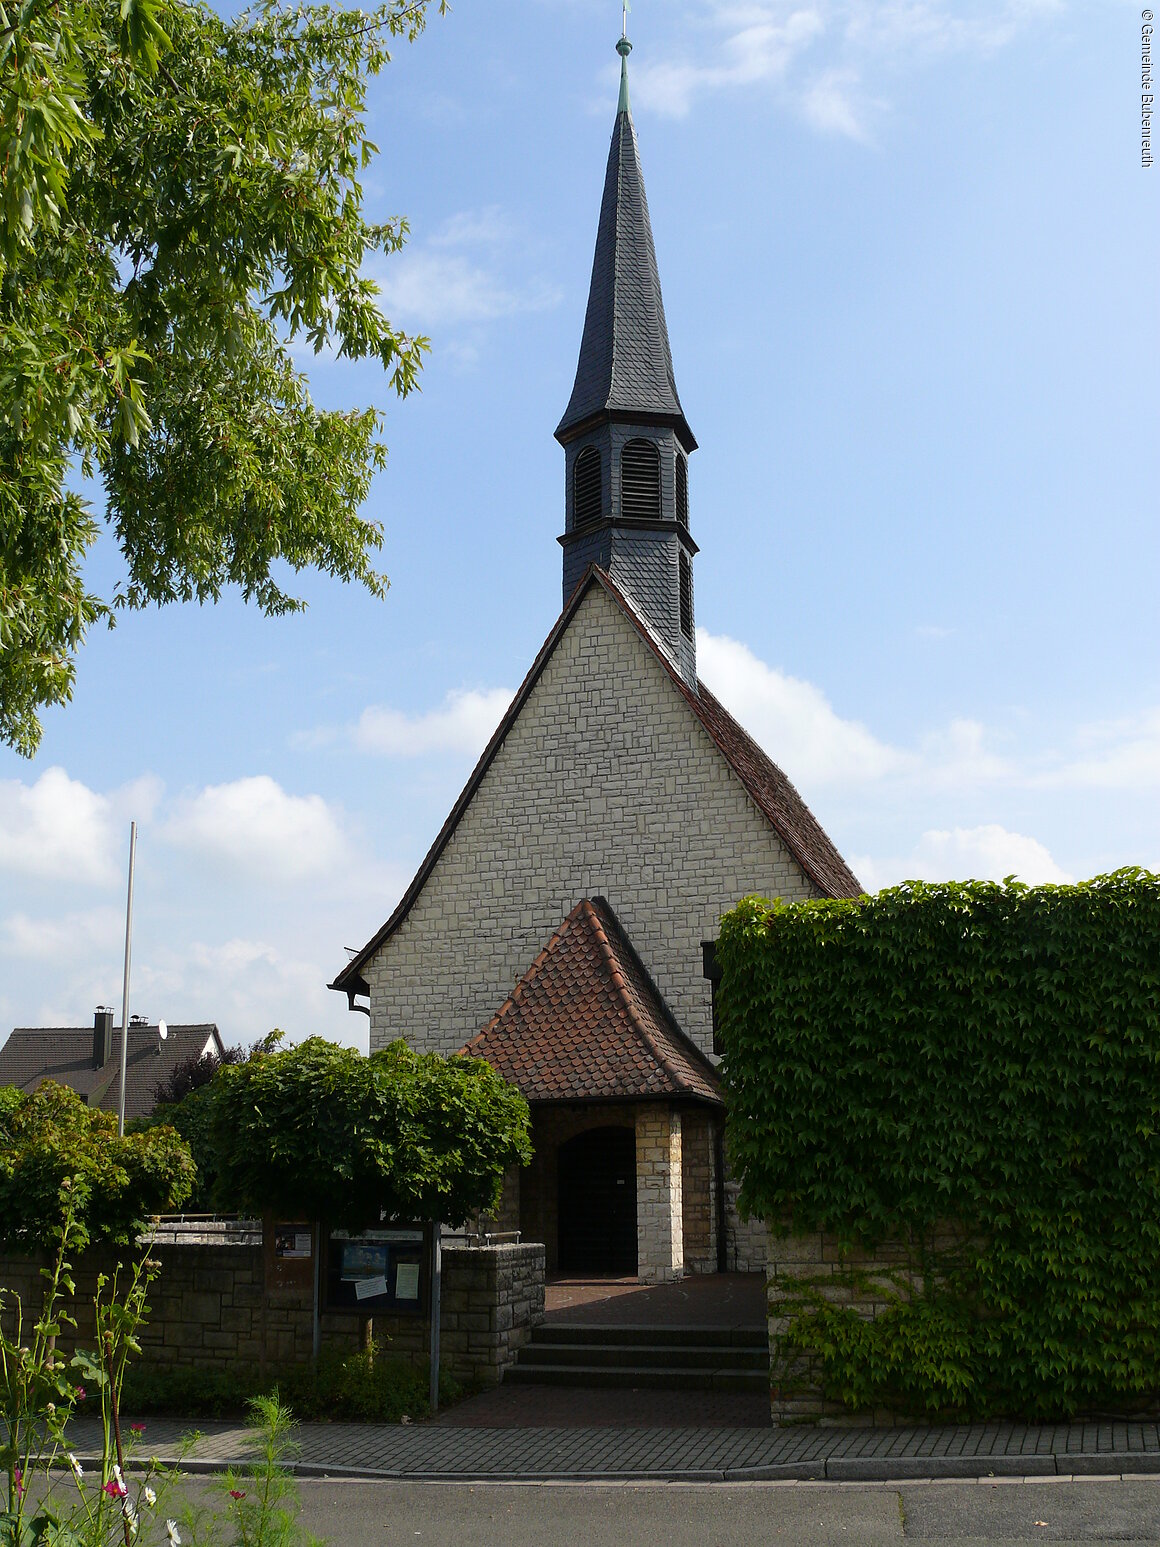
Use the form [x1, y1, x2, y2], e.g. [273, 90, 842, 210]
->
[718, 871, 1160, 1419]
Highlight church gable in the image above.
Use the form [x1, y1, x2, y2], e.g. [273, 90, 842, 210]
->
[351, 575, 832, 1062]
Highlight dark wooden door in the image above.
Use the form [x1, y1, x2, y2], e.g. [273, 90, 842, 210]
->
[557, 1125, 637, 1275]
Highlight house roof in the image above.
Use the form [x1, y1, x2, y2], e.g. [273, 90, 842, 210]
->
[330, 566, 861, 1003]
[0, 1022, 224, 1123]
[460, 897, 723, 1107]
[554, 42, 694, 451]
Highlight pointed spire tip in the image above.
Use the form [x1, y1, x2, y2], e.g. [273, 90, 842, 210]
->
[616, 33, 632, 114]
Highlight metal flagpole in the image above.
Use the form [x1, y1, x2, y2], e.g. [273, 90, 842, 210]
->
[428, 1223, 442, 1414]
[117, 821, 137, 1137]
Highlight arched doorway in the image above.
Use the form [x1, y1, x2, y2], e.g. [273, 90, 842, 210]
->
[557, 1125, 637, 1275]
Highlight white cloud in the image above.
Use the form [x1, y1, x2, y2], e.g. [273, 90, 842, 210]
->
[697, 628, 905, 783]
[0, 906, 124, 963]
[163, 776, 348, 882]
[0, 767, 161, 886]
[352, 687, 514, 759]
[697, 628, 1017, 791]
[1035, 707, 1160, 792]
[375, 252, 560, 328]
[153, 935, 367, 1050]
[853, 824, 1073, 891]
[916, 718, 1012, 786]
[626, 0, 1060, 136]
[631, 7, 824, 119]
[370, 207, 562, 330]
[428, 206, 511, 248]
[801, 67, 871, 140]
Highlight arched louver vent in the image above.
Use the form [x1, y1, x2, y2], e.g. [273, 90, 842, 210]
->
[679, 551, 694, 640]
[573, 446, 602, 531]
[620, 438, 661, 521]
[676, 453, 689, 529]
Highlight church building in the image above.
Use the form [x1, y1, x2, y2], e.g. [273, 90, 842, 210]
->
[331, 34, 861, 1282]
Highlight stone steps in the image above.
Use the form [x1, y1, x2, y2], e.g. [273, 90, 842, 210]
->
[505, 1321, 769, 1392]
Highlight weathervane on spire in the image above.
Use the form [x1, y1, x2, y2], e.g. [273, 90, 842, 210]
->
[617, 0, 632, 111]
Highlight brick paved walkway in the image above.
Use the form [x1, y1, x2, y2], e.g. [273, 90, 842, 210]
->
[64, 1417, 1160, 1483]
[543, 1273, 766, 1328]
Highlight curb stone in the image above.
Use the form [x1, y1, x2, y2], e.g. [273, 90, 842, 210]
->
[65, 1448, 1160, 1486]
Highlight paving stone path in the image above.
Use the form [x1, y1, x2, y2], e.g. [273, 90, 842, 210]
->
[64, 1417, 1160, 1483]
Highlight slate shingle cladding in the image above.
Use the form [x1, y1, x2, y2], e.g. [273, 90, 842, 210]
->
[555, 103, 692, 449]
[461, 897, 723, 1107]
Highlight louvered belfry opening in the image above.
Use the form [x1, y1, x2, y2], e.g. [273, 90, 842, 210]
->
[620, 437, 661, 521]
[679, 550, 694, 639]
[573, 446, 602, 530]
[676, 453, 688, 529]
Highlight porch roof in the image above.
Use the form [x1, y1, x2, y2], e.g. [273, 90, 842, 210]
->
[460, 897, 723, 1108]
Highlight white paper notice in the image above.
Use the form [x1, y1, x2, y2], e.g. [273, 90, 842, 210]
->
[395, 1262, 420, 1300]
[355, 1275, 388, 1301]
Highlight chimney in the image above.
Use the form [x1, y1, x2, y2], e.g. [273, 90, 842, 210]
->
[93, 1006, 114, 1068]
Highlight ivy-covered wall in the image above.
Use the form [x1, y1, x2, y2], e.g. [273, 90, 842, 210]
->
[718, 872, 1160, 1421]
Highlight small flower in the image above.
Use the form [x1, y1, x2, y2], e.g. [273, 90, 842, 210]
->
[67, 1453, 84, 1480]
[14, 1468, 23, 1499]
[75, 1386, 86, 1401]
[46, 1400, 56, 1414]
[123, 1499, 139, 1537]
[166, 1521, 182, 1546]
[228, 1489, 246, 1500]
[143, 1485, 157, 1506]
[130, 1423, 146, 1433]
[103, 1478, 127, 1498]
[113, 1464, 125, 1491]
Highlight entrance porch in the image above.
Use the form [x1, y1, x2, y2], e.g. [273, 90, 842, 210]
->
[491, 1099, 723, 1283]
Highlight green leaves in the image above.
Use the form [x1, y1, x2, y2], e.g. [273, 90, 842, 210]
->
[0, 1082, 195, 1251]
[206, 1035, 533, 1229]
[1, 0, 441, 753]
[722, 871, 1160, 1418]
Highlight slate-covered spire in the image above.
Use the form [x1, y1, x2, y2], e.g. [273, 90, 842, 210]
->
[556, 33, 699, 689]
[555, 37, 695, 451]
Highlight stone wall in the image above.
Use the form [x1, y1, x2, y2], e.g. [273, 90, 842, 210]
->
[0, 1240, 545, 1391]
[441, 1242, 544, 1387]
[767, 1226, 958, 1426]
[724, 1180, 769, 1273]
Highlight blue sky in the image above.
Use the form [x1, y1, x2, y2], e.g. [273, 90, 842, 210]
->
[1, 0, 1155, 1052]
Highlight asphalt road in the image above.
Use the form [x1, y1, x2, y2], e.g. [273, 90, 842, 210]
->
[169, 1476, 1160, 1546]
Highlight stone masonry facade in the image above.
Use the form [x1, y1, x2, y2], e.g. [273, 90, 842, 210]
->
[365, 584, 819, 1062]
[364, 585, 819, 1277]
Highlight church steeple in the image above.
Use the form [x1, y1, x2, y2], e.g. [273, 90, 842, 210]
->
[556, 31, 699, 688]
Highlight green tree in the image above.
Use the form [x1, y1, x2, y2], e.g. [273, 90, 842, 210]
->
[1, 0, 441, 755]
[0, 1081, 195, 1250]
[208, 1037, 533, 1228]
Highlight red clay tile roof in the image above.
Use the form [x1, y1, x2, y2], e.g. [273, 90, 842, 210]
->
[331, 567, 861, 1000]
[460, 897, 723, 1107]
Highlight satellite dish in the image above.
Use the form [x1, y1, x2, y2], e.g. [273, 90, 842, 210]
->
[158, 1020, 168, 1041]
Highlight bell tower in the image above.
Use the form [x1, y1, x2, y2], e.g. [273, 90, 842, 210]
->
[555, 32, 698, 688]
